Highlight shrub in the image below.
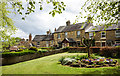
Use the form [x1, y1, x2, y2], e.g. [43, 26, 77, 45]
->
[29, 47, 38, 51]
[100, 47, 120, 58]
[79, 45, 85, 47]
[17, 49, 24, 52]
[59, 56, 65, 64]
[59, 58, 76, 65]
[62, 47, 70, 51]
[1, 50, 36, 57]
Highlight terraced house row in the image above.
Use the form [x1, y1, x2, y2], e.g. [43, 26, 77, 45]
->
[32, 18, 120, 48]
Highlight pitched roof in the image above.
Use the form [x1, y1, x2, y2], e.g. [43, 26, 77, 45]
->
[33, 34, 54, 42]
[33, 35, 46, 42]
[55, 26, 65, 33]
[42, 34, 54, 41]
[85, 23, 120, 32]
[62, 22, 88, 32]
[54, 22, 92, 33]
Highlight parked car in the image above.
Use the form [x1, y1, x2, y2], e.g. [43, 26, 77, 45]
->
[113, 43, 120, 47]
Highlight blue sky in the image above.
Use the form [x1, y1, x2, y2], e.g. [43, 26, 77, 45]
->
[11, 0, 87, 39]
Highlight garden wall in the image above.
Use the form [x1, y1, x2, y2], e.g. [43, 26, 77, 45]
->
[69, 47, 101, 53]
[1, 49, 67, 65]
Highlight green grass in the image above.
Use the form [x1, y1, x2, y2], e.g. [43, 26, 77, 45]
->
[2, 52, 120, 74]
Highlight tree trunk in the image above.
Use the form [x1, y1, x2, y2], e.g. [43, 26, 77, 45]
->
[86, 47, 90, 58]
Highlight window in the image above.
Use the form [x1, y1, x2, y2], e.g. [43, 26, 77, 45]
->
[115, 30, 120, 38]
[101, 31, 106, 38]
[57, 34, 60, 39]
[89, 32, 93, 39]
[101, 42, 106, 47]
[37, 42, 40, 45]
[65, 32, 67, 38]
[77, 31, 80, 38]
[115, 41, 120, 44]
[51, 40, 53, 44]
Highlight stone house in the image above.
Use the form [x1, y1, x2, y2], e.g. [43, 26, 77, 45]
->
[32, 30, 54, 48]
[85, 23, 120, 47]
[53, 18, 93, 48]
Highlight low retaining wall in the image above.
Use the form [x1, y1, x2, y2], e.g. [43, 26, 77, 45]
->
[1, 49, 67, 66]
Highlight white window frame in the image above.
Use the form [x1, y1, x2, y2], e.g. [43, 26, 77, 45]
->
[89, 32, 93, 39]
[115, 30, 120, 38]
[77, 31, 80, 37]
[115, 41, 120, 44]
[101, 31, 106, 38]
[57, 34, 60, 39]
[65, 32, 67, 38]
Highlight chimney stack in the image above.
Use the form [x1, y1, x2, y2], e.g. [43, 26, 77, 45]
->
[47, 31, 49, 35]
[54, 28, 56, 32]
[29, 33, 32, 42]
[49, 29, 51, 34]
[66, 20, 70, 26]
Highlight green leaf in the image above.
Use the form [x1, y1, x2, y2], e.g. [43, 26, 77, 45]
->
[22, 17, 25, 20]
[40, 7, 43, 10]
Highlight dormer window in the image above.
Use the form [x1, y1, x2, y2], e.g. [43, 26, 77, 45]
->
[101, 31, 106, 38]
[77, 31, 80, 38]
[65, 32, 67, 38]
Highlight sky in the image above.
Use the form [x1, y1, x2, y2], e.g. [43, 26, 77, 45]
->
[11, 0, 87, 39]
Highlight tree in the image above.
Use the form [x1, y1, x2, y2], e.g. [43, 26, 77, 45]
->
[75, 0, 119, 58]
[76, 0, 119, 26]
[2, 37, 21, 51]
[0, 0, 66, 41]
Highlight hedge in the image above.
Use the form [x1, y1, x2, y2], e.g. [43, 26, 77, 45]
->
[1, 50, 37, 57]
[100, 47, 120, 58]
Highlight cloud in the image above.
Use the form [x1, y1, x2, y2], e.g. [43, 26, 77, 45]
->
[11, 28, 29, 39]
[10, 0, 87, 39]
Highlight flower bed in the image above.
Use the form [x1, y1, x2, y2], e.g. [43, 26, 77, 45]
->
[59, 55, 118, 68]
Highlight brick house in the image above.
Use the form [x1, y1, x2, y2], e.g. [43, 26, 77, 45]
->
[85, 23, 120, 47]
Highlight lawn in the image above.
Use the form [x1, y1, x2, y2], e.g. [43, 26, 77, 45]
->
[2, 52, 120, 74]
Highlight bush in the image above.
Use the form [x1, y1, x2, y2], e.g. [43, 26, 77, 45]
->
[100, 47, 120, 58]
[1, 50, 36, 57]
[79, 45, 85, 47]
[62, 47, 70, 51]
[17, 49, 24, 52]
[29, 47, 38, 51]
[59, 57, 76, 65]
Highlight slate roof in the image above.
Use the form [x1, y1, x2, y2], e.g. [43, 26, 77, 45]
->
[33, 35, 47, 42]
[33, 34, 54, 42]
[54, 22, 92, 33]
[42, 34, 54, 41]
[85, 23, 120, 32]
[55, 26, 65, 33]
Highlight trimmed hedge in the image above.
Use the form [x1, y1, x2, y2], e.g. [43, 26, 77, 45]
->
[1, 50, 36, 57]
[100, 47, 120, 58]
